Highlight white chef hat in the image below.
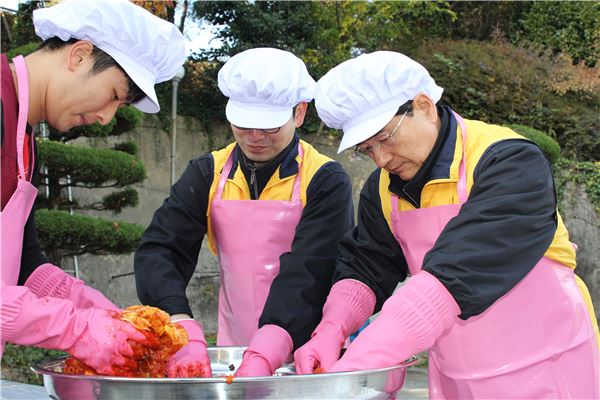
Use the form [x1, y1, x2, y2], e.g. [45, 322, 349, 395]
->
[33, 0, 186, 113]
[315, 51, 443, 153]
[218, 47, 316, 129]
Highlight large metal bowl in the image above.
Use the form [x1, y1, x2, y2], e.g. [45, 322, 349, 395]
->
[31, 346, 418, 400]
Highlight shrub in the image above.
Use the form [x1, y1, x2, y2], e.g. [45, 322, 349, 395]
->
[556, 158, 600, 215]
[113, 141, 139, 156]
[412, 39, 599, 162]
[37, 141, 146, 188]
[111, 106, 143, 136]
[5, 42, 39, 59]
[1, 344, 66, 386]
[49, 106, 141, 142]
[35, 209, 145, 256]
[101, 189, 139, 213]
[506, 124, 561, 165]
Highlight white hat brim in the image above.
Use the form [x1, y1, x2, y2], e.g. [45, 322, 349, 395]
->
[103, 46, 160, 114]
[225, 100, 293, 129]
[337, 101, 400, 153]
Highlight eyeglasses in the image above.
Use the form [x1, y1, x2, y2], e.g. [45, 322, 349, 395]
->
[231, 125, 282, 134]
[351, 108, 409, 161]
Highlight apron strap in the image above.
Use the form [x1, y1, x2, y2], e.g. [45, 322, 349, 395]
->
[290, 143, 303, 202]
[452, 111, 468, 205]
[391, 111, 469, 213]
[215, 150, 234, 200]
[215, 142, 304, 201]
[12, 56, 30, 181]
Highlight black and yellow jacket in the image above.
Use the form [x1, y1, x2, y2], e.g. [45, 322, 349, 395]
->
[135, 135, 354, 349]
[333, 106, 580, 320]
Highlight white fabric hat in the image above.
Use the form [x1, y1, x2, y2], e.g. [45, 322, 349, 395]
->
[33, 0, 186, 113]
[218, 48, 316, 129]
[315, 51, 443, 153]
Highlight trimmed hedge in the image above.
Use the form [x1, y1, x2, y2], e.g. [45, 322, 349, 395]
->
[50, 106, 142, 142]
[37, 140, 146, 187]
[111, 106, 143, 136]
[101, 188, 139, 213]
[506, 124, 561, 165]
[113, 141, 139, 156]
[35, 209, 145, 256]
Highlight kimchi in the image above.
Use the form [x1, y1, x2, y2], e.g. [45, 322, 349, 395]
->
[64, 305, 188, 377]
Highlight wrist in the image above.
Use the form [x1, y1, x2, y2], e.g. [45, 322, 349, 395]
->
[321, 279, 375, 337]
[175, 319, 207, 345]
[24, 264, 73, 299]
[246, 325, 293, 372]
[170, 314, 193, 322]
[381, 271, 459, 349]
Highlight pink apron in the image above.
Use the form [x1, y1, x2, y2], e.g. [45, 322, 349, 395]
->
[390, 113, 599, 398]
[211, 145, 304, 345]
[0, 56, 38, 355]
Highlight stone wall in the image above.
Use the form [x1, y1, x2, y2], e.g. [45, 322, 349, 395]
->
[64, 115, 600, 333]
[559, 182, 600, 324]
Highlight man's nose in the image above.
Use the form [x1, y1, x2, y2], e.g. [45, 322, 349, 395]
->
[96, 102, 119, 126]
[371, 147, 391, 169]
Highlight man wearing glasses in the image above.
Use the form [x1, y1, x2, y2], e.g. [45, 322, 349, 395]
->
[293, 51, 599, 398]
[134, 48, 354, 378]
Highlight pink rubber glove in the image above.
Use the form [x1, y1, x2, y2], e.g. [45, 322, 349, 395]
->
[167, 319, 212, 378]
[329, 271, 460, 373]
[294, 279, 375, 374]
[1, 284, 151, 375]
[235, 324, 293, 377]
[24, 263, 118, 311]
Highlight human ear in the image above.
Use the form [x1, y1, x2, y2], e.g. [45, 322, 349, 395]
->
[67, 40, 94, 71]
[293, 102, 308, 128]
[412, 93, 438, 123]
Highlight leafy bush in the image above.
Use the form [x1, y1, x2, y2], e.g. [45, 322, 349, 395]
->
[49, 106, 141, 142]
[101, 189, 139, 213]
[556, 160, 600, 214]
[5, 42, 39, 59]
[1, 344, 66, 386]
[113, 141, 139, 156]
[506, 124, 561, 165]
[412, 39, 600, 162]
[518, 2, 599, 67]
[111, 106, 143, 136]
[35, 209, 145, 257]
[37, 140, 146, 187]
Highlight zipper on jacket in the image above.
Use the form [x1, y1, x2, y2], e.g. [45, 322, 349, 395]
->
[249, 166, 258, 199]
[402, 187, 419, 208]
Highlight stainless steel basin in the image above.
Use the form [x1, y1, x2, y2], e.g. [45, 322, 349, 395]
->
[31, 346, 418, 399]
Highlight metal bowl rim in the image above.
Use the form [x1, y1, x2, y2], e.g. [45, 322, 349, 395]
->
[31, 355, 419, 383]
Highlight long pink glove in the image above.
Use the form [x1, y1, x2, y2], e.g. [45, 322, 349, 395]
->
[294, 279, 375, 374]
[1, 284, 151, 375]
[329, 271, 460, 373]
[235, 324, 293, 377]
[24, 263, 118, 310]
[167, 319, 212, 378]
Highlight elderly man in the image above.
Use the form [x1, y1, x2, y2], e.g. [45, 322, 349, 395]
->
[293, 51, 599, 399]
[134, 48, 354, 378]
[1, 0, 185, 376]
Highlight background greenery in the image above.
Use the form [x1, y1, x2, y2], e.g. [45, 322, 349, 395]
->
[1, 0, 598, 385]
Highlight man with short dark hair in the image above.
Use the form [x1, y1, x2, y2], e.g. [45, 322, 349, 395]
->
[135, 47, 354, 378]
[1, 0, 185, 376]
